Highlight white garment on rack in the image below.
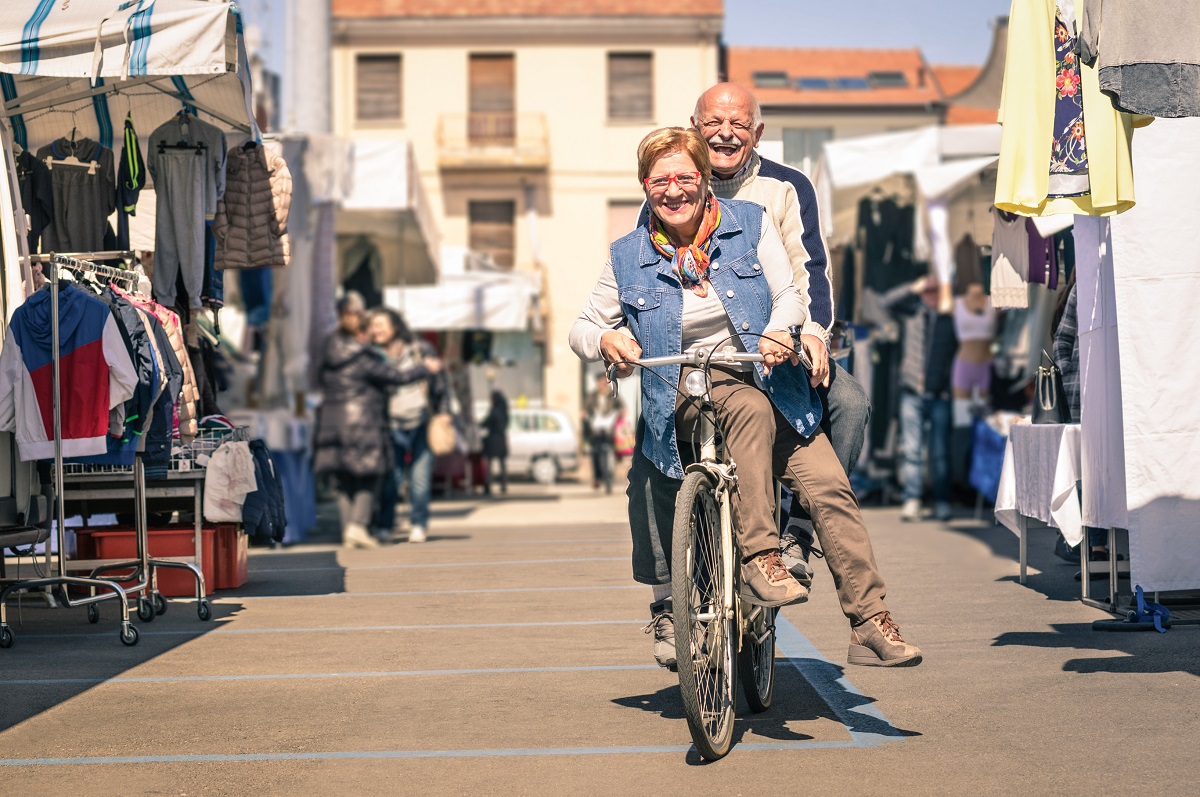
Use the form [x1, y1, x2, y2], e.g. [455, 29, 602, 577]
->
[203, 440, 257, 523]
[991, 212, 1030, 308]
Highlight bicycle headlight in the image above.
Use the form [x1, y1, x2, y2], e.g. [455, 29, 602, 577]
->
[683, 370, 709, 398]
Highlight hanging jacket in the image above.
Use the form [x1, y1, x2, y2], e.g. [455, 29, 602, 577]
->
[213, 143, 292, 270]
[243, 439, 287, 543]
[0, 284, 137, 461]
[203, 440, 257, 523]
[995, 0, 1150, 216]
[111, 285, 199, 442]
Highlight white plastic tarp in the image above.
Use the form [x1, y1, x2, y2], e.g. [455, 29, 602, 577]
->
[0, 1, 255, 150]
[1109, 117, 1200, 592]
[813, 124, 1000, 244]
[385, 273, 539, 333]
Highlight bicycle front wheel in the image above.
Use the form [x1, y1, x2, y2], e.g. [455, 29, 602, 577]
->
[672, 470, 737, 760]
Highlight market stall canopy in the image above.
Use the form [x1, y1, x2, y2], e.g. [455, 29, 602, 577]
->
[336, 138, 440, 287]
[0, 0, 256, 150]
[385, 262, 541, 333]
[813, 124, 1001, 245]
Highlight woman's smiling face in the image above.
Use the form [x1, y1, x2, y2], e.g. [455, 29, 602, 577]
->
[646, 149, 706, 238]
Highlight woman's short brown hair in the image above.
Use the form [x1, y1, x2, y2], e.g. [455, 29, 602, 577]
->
[636, 126, 712, 185]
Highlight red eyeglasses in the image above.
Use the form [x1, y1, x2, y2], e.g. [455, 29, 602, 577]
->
[643, 171, 702, 191]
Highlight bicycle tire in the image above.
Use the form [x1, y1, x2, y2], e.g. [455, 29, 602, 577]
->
[672, 470, 737, 760]
[738, 606, 776, 712]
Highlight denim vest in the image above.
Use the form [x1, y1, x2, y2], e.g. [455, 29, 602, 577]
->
[611, 198, 823, 478]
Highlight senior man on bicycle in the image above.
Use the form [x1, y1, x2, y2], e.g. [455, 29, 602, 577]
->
[570, 126, 922, 667]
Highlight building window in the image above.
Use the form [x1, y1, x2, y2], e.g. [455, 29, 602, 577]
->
[469, 200, 516, 270]
[469, 53, 516, 144]
[834, 77, 871, 90]
[869, 71, 909, 88]
[796, 77, 832, 91]
[355, 54, 402, 122]
[608, 53, 653, 122]
[752, 71, 790, 89]
[782, 128, 832, 173]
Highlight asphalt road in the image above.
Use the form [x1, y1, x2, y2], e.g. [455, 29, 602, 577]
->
[0, 481, 1197, 795]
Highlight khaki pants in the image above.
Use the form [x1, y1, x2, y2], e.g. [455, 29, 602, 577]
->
[675, 367, 888, 626]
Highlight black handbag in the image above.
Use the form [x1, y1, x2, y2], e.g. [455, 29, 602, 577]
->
[1032, 350, 1072, 424]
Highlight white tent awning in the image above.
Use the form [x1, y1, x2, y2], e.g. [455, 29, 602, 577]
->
[384, 273, 540, 333]
[0, 1, 255, 149]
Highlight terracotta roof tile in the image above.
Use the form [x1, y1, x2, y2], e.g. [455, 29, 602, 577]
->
[727, 46, 943, 107]
[932, 64, 983, 98]
[945, 105, 999, 125]
[333, 0, 722, 17]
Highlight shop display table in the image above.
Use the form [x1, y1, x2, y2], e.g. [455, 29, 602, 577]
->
[995, 422, 1083, 583]
[994, 422, 1126, 607]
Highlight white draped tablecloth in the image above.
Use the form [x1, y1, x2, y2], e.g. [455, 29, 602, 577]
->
[995, 423, 1083, 546]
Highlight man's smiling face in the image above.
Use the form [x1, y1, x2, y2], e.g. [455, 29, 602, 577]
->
[691, 85, 765, 179]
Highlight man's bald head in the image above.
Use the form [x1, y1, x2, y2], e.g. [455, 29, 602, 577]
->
[690, 82, 765, 179]
[693, 82, 762, 128]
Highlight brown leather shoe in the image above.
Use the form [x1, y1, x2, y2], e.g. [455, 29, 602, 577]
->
[848, 611, 922, 667]
[739, 550, 809, 608]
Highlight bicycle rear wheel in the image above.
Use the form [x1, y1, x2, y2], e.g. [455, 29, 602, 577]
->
[672, 471, 736, 760]
[739, 605, 776, 712]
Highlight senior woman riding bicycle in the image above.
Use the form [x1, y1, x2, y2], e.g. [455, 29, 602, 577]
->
[570, 127, 921, 666]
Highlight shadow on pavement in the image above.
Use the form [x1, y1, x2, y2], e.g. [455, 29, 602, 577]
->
[992, 623, 1200, 677]
[0, 593, 245, 733]
[228, 549, 347, 599]
[942, 520, 1094, 603]
[612, 655, 920, 760]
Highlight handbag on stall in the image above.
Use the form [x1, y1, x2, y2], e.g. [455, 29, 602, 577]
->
[1032, 350, 1071, 424]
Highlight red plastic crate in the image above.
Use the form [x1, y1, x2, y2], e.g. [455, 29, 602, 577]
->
[79, 527, 216, 597]
[213, 524, 247, 590]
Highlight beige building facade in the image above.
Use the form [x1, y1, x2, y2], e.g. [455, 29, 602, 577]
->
[331, 2, 722, 415]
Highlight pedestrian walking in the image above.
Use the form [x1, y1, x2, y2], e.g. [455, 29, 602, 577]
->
[313, 293, 438, 549]
[481, 389, 510, 495]
[366, 308, 446, 544]
[583, 373, 618, 493]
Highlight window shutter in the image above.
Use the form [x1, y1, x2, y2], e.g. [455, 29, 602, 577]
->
[469, 201, 516, 270]
[356, 54, 402, 122]
[608, 53, 653, 121]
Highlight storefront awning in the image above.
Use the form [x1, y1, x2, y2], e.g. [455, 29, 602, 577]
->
[0, 0, 256, 147]
[384, 271, 540, 333]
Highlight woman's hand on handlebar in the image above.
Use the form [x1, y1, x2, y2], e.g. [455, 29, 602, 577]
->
[601, 330, 642, 378]
[758, 330, 800, 376]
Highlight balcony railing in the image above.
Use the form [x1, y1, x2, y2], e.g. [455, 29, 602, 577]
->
[437, 112, 549, 170]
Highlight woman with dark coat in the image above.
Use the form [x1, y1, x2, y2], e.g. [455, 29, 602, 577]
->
[481, 390, 510, 495]
[314, 293, 438, 548]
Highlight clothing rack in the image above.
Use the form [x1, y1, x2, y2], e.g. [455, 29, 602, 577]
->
[0, 254, 142, 647]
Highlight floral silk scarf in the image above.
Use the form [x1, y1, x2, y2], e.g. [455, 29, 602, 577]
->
[648, 195, 721, 298]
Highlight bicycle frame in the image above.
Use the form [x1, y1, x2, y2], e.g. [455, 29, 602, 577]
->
[608, 346, 766, 642]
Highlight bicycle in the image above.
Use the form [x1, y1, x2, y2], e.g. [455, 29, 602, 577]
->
[608, 339, 808, 760]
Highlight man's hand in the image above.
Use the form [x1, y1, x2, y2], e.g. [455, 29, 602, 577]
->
[800, 334, 830, 388]
[758, 330, 800, 376]
[601, 330, 642, 378]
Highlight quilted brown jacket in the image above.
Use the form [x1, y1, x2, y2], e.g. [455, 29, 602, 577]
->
[213, 143, 292, 270]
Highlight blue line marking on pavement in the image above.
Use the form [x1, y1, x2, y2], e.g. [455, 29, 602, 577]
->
[774, 616, 907, 747]
[20, 619, 644, 640]
[216, 585, 644, 602]
[251, 557, 628, 574]
[0, 664, 660, 687]
[0, 741, 867, 766]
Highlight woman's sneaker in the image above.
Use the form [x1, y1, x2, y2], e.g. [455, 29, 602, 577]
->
[780, 532, 816, 589]
[740, 550, 808, 607]
[643, 598, 676, 670]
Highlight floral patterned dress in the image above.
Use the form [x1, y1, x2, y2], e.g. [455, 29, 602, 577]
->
[1049, 0, 1089, 197]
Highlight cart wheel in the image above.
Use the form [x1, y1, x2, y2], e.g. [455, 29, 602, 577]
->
[120, 624, 139, 646]
[197, 601, 212, 621]
[153, 593, 168, 616]
[136, 599, 155, 623]
[87, 604, 100, 624]
[0, 627, 13, 649]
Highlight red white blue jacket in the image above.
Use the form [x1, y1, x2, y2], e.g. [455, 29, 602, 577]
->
[0, 284, 137, 461]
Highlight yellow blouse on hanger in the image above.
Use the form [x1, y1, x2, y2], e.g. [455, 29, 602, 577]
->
[995, 0, 1149, 217]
